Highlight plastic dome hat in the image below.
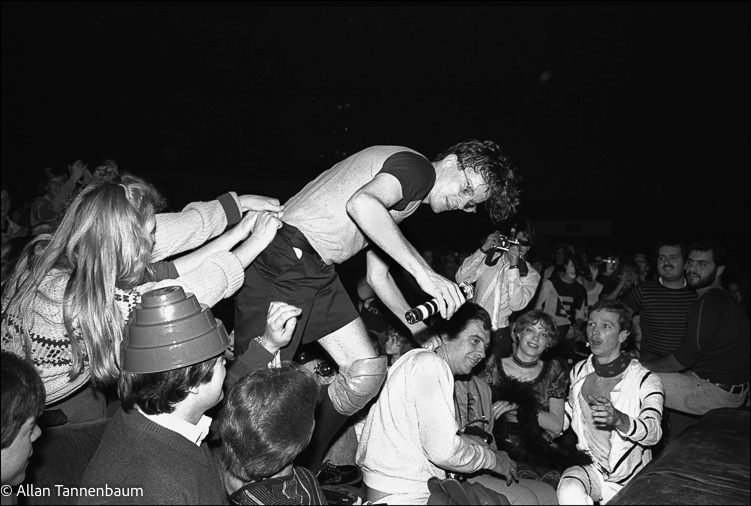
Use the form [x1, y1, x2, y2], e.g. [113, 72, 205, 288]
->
[120, 286, 229, 374]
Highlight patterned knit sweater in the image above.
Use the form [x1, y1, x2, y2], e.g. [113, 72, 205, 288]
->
[1, 194, 245, 404]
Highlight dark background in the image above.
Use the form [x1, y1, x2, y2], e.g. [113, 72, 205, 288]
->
[2, 2, 749, 283]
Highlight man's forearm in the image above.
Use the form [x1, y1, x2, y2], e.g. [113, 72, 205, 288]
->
[641, 353, 687, 373]
[347, 192, 428, 279]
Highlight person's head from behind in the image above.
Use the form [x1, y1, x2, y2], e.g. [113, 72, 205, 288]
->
[433, 303, 491, 376]
[219, 362, 319, 483]
[118, 286, 229, 417]
[431, 139, 521, 223]
[118, 354, 226, 417]
[5, 172, 168, 387]
[1, 351, 45, 486]
[38, 166, 67, 199]
[686, 239, 726, 290]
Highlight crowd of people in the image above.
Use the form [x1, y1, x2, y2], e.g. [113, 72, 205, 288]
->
[1, 141, 749, 506]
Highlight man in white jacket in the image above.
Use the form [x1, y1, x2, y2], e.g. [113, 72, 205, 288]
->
[558, 300, 663, 505]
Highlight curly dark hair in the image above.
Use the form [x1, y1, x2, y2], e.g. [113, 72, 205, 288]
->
[434, 139, 522, 224]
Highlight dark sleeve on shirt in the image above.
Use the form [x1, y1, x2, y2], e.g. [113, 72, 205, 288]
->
[224, 342, 275, 390]
[673, 290, 727, 368]
[217, 192, 242, 228]
[152, 261, 179, 281]
[377, 152, 436, 211]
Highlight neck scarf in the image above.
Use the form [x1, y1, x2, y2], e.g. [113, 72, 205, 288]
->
[593, 353, 631, 378]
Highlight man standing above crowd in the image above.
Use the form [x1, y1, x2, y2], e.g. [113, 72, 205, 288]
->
[641, 239, 750, 415]
[234, 140, 522, 473]
[621, 240, 697, 362]
[456, 219, 540, 360]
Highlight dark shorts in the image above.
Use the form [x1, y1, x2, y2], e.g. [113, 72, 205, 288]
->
[234, 223, 359, 361]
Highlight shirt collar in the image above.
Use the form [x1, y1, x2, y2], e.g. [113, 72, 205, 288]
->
[138, 408, 212, 446]
[658, 276, 687, 289]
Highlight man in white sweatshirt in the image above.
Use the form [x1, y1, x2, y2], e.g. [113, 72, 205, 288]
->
[356, 303, 525, 505]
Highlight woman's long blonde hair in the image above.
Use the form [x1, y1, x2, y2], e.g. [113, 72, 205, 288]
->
[2, 172, 166, 386]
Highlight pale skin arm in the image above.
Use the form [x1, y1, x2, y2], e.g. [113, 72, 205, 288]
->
[346, 173, 465, 319]
[534, 279, 551, 310]
[538, 397, 565, 436]
[365, 248, 430, 337]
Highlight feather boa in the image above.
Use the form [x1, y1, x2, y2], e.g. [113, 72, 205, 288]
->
[490, 365, 592, 472]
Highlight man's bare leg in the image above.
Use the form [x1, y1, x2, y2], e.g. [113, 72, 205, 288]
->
[298, 318, 387, 473]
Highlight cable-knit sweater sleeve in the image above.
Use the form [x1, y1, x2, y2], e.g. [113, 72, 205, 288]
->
[151, 192, 242, 262]
[118, 250, 245, 322]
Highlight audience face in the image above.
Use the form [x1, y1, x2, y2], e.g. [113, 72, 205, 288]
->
[441, 319, 489, 375]
[685, 249, 722, 290]
[634, 253, 649, 275]
[1, 417, 41, 486]
[45, 175, 65, 198]
[516, 322, 552, 359]
[384, 331, 403, 357]
[656, 245, 685, 283]
[586, 309, 628, 363]
[561, 259, 577, 282]
[602, 257, 619, 277]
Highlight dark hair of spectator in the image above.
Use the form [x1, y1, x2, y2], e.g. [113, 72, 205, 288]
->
[219, 362, 319, 482]
[1, 351, 45, 449]
[655, 238, 686, 258]
[434, 139, 522, 224]
[588, 299, 633, 334]
[118, 354, 222, 415]
[688, 238, 726, 268]
[433, 302, 492, 341]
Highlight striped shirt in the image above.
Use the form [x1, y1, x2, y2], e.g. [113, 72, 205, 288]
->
[229, 466, 327, 505]
[621, 280, 697, 361]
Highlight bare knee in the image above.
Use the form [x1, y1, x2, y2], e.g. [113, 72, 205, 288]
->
[557, 477, 591, 505]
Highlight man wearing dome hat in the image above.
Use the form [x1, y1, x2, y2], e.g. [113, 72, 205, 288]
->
[79, 287, 298, 505]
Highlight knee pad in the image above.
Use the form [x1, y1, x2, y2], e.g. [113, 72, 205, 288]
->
[328, 356, 387, 416]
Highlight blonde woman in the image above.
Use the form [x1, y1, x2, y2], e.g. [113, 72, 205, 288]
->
[1, 171, 281, 423]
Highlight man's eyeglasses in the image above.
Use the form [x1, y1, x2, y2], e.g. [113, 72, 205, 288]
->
[458, 160, 479, 212]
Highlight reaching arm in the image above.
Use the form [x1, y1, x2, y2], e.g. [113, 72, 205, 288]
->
[347, 173, 464, 319]
[641, 353, 687, 373]
[365, 248, 430, 336]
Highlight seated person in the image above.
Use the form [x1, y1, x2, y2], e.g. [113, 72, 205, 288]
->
[357, 302, 554, 505]
[1, 351, 45, 499]
[79, 287, 232, 505]
[487, 310, 591, 488]
[219, 362, 327, 505]
[557, 300, 663, 505]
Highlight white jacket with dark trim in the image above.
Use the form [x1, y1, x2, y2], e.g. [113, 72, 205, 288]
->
[564, 356, 664, 499]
